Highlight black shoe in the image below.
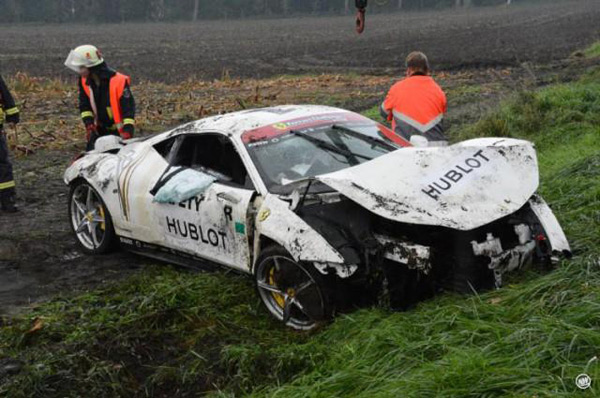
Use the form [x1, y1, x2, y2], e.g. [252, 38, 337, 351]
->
[0, 195, 18, 213]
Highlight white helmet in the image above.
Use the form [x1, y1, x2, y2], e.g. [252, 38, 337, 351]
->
[64, 45, 104, 73]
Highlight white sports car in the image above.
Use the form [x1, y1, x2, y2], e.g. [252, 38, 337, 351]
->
[64, 105, 570, 329]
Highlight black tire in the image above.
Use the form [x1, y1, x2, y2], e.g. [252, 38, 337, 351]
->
[68, 180, 116, 254]
[255, 245, 334, 330]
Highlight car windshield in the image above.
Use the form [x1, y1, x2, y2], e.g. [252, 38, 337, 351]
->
[243, 115, 409, 193]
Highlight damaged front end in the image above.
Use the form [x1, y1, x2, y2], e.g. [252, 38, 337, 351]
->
[282, 138, 571, 310]
[292, 191, 569, 311]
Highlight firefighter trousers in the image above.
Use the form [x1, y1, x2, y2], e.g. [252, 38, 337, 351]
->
[0, 127, 16, 200]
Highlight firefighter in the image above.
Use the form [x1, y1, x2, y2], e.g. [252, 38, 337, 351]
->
[380, 51, 448, 145]
[0, 74, 20, 213]
[64, 45, 135, 151]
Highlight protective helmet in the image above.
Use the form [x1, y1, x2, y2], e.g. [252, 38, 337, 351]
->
[64, 45, 104, 73]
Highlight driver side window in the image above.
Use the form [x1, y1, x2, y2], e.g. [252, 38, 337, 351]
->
[169, 134, 254, 190]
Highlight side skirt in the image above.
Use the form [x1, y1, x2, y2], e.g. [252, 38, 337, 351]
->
[118, 236, 247, 275]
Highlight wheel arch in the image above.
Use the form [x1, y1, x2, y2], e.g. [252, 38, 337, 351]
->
[251, 234, 282, 273]
[251, 194, 346, 273]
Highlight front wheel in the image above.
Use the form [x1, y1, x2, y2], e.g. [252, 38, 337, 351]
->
[68, 180, 116, 254]
[255, 245, 333, 330]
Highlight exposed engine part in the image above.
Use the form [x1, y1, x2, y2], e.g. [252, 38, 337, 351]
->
[488, 240, 536, 288]
[470, 225, 536, 288]
[514, 223, 532, 245]
[471, 233, 504, 257]
[375, 234, 431, 274]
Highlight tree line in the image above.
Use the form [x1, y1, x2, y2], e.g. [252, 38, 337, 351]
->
[0, 0, 522, 23]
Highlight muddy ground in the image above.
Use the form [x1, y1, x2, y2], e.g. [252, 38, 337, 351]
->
[0, 149, 143, 316]
[0, 0, 599, 316]
[0, 0, 599, 82]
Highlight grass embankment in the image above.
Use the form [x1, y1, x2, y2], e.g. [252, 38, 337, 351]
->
[2, 67, 600, 397]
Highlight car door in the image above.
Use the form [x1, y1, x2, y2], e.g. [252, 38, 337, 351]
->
[156, 179, 254, 272]
[127, 133, 256, 272]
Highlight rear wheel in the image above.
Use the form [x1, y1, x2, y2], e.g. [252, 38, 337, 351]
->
[255, 245, 333, 330]
[69, 180, 115, 254]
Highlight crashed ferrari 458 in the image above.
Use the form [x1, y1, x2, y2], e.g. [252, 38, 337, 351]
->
[64, 105, 570, 329]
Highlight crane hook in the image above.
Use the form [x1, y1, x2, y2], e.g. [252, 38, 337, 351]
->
[355, 0, 368, 34]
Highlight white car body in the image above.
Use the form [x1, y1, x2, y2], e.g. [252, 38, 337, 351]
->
[64, 105, 570, 302]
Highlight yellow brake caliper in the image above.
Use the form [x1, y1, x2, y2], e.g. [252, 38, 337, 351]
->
[98, 206, 106, 231]
[269, 267, 285, 308]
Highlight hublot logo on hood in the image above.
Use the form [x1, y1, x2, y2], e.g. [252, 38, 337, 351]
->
[422, 149, 491, 200]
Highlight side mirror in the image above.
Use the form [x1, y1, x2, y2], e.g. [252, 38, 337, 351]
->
[152, 168, 216, 204]
[410, 135, 429, 147]
[93, 135, 123, 152]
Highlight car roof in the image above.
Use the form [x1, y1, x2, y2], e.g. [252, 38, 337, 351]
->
[162, 105, 354, 140]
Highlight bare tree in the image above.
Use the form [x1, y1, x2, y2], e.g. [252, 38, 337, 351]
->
[150, 0, 165, 21]
[5, 0, 21, 22]
[253, 0, 266, 15]
[312, 0, 322, 14]
[282, 0, 292, 15]
[193, 0, 200, 21]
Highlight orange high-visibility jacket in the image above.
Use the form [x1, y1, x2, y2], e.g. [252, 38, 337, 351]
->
[81, 73, 131, 134]
[381, 75, 447, 142]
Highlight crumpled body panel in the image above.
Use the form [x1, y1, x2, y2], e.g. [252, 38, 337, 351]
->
[317, 138, 539, 231]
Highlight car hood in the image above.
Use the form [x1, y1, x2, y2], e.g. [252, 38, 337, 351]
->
[315, 138, 539, 231]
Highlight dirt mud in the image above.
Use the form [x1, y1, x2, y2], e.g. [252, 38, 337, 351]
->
[0, 0, 599, 82]
[0, 149, 142, 316]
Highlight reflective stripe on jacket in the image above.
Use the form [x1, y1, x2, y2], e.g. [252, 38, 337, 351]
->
[81, 73, 131, 134]
[0, 74, 19, 125]
[380, 75, 447, 142]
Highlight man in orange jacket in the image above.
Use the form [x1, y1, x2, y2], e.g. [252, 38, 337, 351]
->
[64, 45, 136, 151]
[380, 51, 447, 145]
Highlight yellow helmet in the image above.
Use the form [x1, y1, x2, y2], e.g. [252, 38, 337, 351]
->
[64, 45, 104, 72]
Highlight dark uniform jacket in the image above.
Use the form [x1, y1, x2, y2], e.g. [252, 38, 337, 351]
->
[0, 74, 20, 127]
[79, 63, 135, 135]
[0, 74, 19, 199]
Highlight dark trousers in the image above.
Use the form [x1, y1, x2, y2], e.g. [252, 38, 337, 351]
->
[0, 127, 16, 199]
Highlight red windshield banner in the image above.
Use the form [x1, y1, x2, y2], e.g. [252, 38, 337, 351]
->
[242, 111, 411, 147]
[242, 112, 368, 143]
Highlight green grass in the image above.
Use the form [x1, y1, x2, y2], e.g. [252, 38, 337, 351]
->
[584, 41, 600, 58]
[0, 269, 325, 397]
[2, 69, 600, 397]
[362, 104, 385, 123]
